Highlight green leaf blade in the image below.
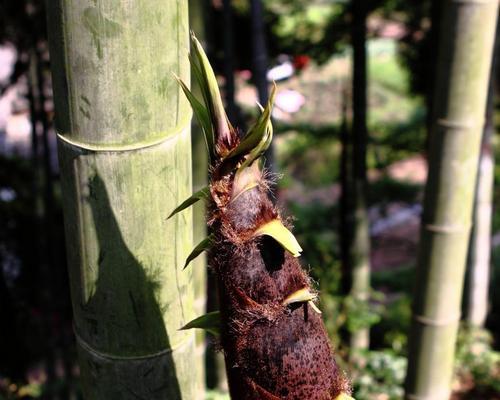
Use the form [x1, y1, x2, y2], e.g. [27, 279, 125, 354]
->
[184, 233, 214, 269]
[167, 186, 210, 220]
[175, 76, 214, 157]
[227, 83, 277, 162]
[180, 311, 221, 337]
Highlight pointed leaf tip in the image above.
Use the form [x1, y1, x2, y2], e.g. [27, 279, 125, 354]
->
[184, 234, 214, 269]
[167, 187, 210, 219]
[181, 311, 221, 337]
[175, 78, 214, 157]
[190, 32, 233, 152]
[254, 219, 302, 257]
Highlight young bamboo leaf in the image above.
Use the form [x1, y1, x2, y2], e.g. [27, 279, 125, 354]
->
[180, 311, 221, 337]
[184, 233, 214, 269]
[167, 186, 210, 219]
[174, 76, 214, 156]
[254, 219, 302, 257]
[190, 32, 233, 151]
[226, 83, 277, 162]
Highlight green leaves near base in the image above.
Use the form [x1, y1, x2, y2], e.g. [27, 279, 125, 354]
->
[254, 219, 303, 257]
[167, 186, 210, 219]
[184, 233, 214, 269]
[181, 311, 221, 337]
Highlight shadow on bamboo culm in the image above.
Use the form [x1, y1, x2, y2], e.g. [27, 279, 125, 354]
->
[75, 174, 182, 399]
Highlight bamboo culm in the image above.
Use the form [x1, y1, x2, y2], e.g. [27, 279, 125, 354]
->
[45, 1, 199, 398]
[405, 1, 499, 398]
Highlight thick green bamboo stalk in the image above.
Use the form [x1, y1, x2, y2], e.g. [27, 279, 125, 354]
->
[405, 1, 498, 399]
[45, 1, 199, 399]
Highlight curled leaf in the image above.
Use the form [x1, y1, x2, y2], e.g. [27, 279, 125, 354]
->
[283, 287, 317, 306]
[180, 311, 221, 337]
[231, 161, 262, 202]
[184, 233, 214, 269]
[226, 83, 277, 165]
[254, 219, 302, 257]
[283, 287, 322, 314]
[168, 186, 210, 219]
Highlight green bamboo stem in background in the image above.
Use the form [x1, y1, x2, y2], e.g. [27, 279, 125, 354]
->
[45, 1, 199, 398]
[464, 24, 498, 328]
[349, 0, 371, 354]
[189, 0, 209, 395]
[464, 82, 495, 328]
[405, 1, 498, 399]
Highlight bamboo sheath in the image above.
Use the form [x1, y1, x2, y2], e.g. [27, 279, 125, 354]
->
[405, 0, 499, 399]
[46, 1, 199, 398]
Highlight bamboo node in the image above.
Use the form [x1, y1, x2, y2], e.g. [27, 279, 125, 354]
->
[55, 111, 192, 152]
[424, 222, 471, 234]
[406, 388, 451, 400]
[436, 118, 480, 130]
[451, 0, 497, 5]
[73, 327, 195, 361]
[413, 313, 461, 327]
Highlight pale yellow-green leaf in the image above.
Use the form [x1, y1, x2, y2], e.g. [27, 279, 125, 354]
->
[231, 161, 261, 202]
[283, 287, 317, 306]
[254, 219, 302, 257]
[334, 393, 355, 400]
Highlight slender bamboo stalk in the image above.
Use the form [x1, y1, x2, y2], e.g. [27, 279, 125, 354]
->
[464, 23, 498, 328]
[45, 1, 199, 398]
[189, 0, 209, 395]
[349, 0, 371, 354]
[405, 1, 498, 398]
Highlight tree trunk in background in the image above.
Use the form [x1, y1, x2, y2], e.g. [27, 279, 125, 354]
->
[349, 0, 371, 354]
[405, 1, 498, 398]
[464, 23, 498, 328]
[250, 0, 275, 174]
[189, 0, 209, 395]
[45, 1, 199, 399]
